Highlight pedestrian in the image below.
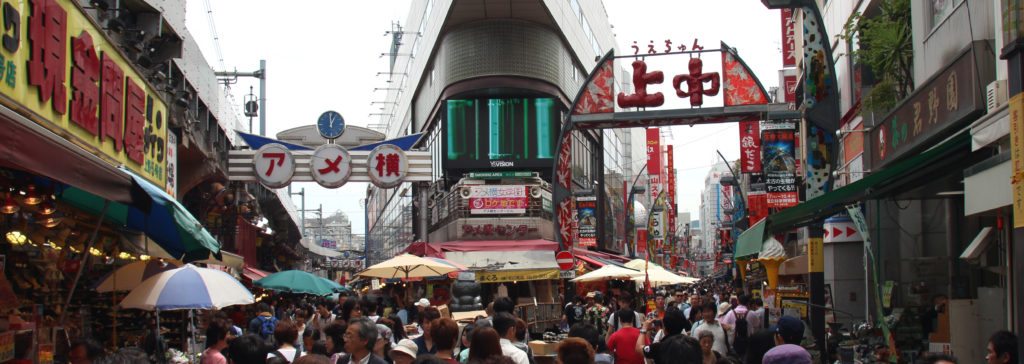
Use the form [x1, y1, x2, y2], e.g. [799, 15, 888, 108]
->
[739, 331, 775, 364]
[293, 309, 311, 355]
[919, 353, 958, 364]
[511, 318, 537, 364]
[562, 296, 585, 331]
[336, 317, 388, 364]
[648, 293, 667, 320]
[637, 308, 690, 360]
[68, 339, 104, 364]
[675, 291, 690, 312]
[771, 316, 803, 346]
[746, 298, 764, 334]
[468, 327, 504, 363]
[720, 295, 749, 330]
[227, 334, 268, 364]
[494, 297, 516, 315]
[383, 315, 407, 344]
[606, 309, 643, 364]
[201, 318, 230, 364]
[583, 292, 609, 340]
[607, 294, 642, 335]
[568, 323, 612, 364]
[648, 334, 703, 364]
[366, 300, 381, 323]
[323, 322, 347, 360]
[986, 330, 1018, 364]
[249, 303, 279, 342]
[293, 354, 333, 364]
[334, 292, 350, 316]
[493, 313, 530, 364]
[302, 327, 319, 358]
[389, 339, 418, 364]
[698, 329, 722, 364]
[431, 318, 461, 364]
[374, 324, 394, 360]
[691, 303, 730, 357]
[761, 344, 811, 364]
[556, 337, 595, 364]
[457, 323, 476, 363]
[414, 307, 442, 355]
[268, 320, 300, 362]
[686, 295, 703, 324]
[312, 302, 336, 339]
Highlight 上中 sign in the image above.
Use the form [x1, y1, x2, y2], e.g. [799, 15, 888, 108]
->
[0, 0, 169, 187]
[367, 144, 408, 189]
[469, 185, 528, 214]
[311, 144, 352, 189]
[253, 143, 295, 189]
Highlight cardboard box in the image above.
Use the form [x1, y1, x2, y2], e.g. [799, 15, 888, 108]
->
[529, 340, 559, 356]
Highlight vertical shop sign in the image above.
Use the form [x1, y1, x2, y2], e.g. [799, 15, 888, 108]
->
[636, 228, 648, 257]
[808, 238, 823, 272]
[646, 128, 662, 201]
[762, 123, 798, 208]
[747, 189, 768, 225]
[1010, 93, 1024, 227]
[666, 145, 676, 234]
[781, 8, 797, 67]
[165, 132, 177, 197]
[739, 120, 762, 173]
[576, 196, 597, 247]
[784, 75, 797, 103]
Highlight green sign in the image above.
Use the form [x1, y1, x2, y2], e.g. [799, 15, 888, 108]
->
[467, 171, 536, 179]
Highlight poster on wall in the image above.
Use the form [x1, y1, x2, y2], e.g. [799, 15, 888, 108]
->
[469, 185, 529, 214]
[444, 98, 561, 170]
[762, 123, 798, 208]
[576, 196, 597, 247]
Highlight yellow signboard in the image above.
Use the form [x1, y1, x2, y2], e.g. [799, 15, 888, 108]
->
[1010, 93, 1024, 227]
[0, 0, 168, 188]
[476, 269, 560, 283]
[808, 237, 824, 273]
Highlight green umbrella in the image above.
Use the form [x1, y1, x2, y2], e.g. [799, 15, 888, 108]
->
[255, 270, 343, 296]
[57, 171, 221, 262]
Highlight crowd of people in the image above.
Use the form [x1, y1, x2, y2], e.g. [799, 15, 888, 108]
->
[62, 288, 1021, 364]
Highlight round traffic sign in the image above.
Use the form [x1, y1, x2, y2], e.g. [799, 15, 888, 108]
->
[555, 251, 574, 270]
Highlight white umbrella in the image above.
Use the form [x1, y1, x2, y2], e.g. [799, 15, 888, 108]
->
[571, 265, 643, 282]
[633, 267, 699, 286]
[120, 264, 253, 310]
[357, 254, 461, 279]
[623, 259, 663, 271]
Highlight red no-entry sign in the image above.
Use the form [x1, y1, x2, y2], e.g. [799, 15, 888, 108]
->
[556, 251, 574, 270]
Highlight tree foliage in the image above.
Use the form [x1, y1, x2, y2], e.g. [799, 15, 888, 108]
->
[841, 0, 914, 114]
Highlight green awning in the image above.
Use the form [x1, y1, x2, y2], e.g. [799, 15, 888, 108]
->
[735, 131, 971, 258]
[735, 218, 766, 259]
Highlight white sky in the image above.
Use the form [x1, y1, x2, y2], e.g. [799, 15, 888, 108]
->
[184, 0, 784, 234]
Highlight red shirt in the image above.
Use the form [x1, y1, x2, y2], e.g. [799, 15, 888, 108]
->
[607, 326, 643, 364]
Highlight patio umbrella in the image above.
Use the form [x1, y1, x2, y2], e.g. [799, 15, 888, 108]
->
[623, 259, 663, 271]
[57, 170, 221, 262]
[571, 265, 643, 282]
[357, 254, 461, 279]
[94, 259, 182, 293]
[120, 264, 254, 311]
[255, 270, 341, 296]
[631, 267, 699, 286]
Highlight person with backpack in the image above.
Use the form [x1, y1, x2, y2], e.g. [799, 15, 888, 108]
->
[249, 303, 279, 342]
[267, 321, 301, 362]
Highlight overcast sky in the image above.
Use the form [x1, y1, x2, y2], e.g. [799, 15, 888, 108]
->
[184, 0, 784, 234]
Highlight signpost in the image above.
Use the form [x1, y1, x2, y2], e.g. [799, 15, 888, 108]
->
[556, 251, 574, 271]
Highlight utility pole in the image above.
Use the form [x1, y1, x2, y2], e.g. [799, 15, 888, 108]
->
[215, 59, 267, 135]
[290, 188, 305, 235]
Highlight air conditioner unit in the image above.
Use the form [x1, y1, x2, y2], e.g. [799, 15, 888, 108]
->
[986, 80, 1008, 112]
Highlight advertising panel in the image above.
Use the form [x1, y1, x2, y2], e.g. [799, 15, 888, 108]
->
[444, 98, 560, 170]
[646, 128, 662, 200]
[739, 120, 762, 173]
[781, 8, 797, 67]
[468, 185, 529, 214]
[762, 124, 798, 208]
[576, 196, 597, 247]
[0, 0, 169, 186]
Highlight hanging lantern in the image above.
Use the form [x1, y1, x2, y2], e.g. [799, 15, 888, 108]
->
[23, 185, 42, 205]
[41, 216, 61, 228]
[1, 193, 18, 214]
[38, 200, 55, 215]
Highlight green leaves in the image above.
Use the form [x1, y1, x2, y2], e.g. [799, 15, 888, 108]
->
[842, 0, 914, 115]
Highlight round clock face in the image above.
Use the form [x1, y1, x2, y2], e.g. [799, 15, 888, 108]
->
[317, 111, 345, 139]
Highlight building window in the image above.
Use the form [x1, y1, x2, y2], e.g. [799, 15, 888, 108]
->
[929, 0, 961, 30]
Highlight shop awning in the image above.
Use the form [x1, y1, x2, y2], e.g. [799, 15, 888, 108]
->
[476, 268, 560, 283]
[736, 131, 972, 258]
[242, 266, 272, 281]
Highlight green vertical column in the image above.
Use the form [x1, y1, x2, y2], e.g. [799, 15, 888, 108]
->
[489, 99, 513, 159]
[446, 100, 470, 160]
[536, 98, 554, 159]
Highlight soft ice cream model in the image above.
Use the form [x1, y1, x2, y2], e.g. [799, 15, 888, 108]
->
[758, 237, 786, 290]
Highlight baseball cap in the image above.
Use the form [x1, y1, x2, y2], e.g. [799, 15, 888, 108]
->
[415, 298, 431, 307]
[771, 316, 805, 344]
[762, 344, 812, 364]
[390, 339, 417, 359]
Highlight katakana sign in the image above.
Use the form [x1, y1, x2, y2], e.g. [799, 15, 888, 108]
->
[253, 143, 295, 189]
[311, 144, 352, 189]
[367, 144, 408, 189]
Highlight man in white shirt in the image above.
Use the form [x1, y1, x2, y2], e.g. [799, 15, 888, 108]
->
[493, 312, 530, 364]
[691, 303, 731, 356]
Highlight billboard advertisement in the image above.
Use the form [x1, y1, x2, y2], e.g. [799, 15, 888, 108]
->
[739, 120, 762, 173]
[646, 128, 662, 200]
[762, 124, 798, 208]
[576, 196, 597, 247]
[444, 98, 561, 170]
[468, 185, 529, 214]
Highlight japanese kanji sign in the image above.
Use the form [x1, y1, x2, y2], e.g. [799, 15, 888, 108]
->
[253, 143, 295, 189]
[646, 128, 662, 201]
[468, 185, 528, 214]
[781, 8, 797, 68]
[311, 144, 352, 189]
[367, 144, 408, 189]
[739, 120, 762, 173]
[0, 0, 168, 188]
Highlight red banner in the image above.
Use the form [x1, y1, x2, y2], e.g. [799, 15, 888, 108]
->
[747, 190, 768, 226]
[637, 228, 648, 257]
[667, 145, 676, 234]
[784, 75, 797, 103]
[646, 128, 662, 200]
[781, 9, 797, 67]
[739, 121, 762, 173]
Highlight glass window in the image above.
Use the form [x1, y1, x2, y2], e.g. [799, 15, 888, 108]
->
[930, 0, 960, 29]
